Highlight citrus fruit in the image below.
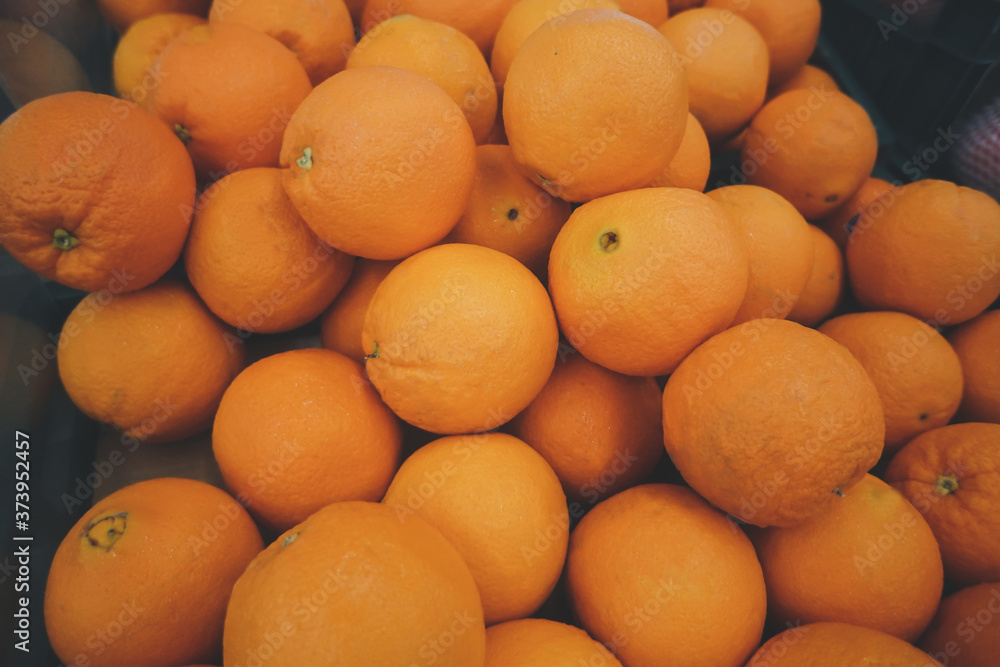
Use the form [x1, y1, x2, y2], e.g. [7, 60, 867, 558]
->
[360, 0, 518, 52]
[485, 618, 623, 666]
[919, 582, 1000, 667]
[646, 112, 711, 191]
[97, 0, 210, 32]
[112, 12, 205, 107]
[948, 309, 1000, 423]
[320, 258, 400, 362]
[745, 622, 944, 667]
[786, 225, 845, 327]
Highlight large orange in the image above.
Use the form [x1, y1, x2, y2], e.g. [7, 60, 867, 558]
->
[212, 348, 402, 532]
[148, 23, 312, 178]
[786, 224, 845, 327]
[97, 0, 210, 32]
[818, 311, 964, 454]
[948, 309, 1000, 423]
[547, 187, 749, 376]
[347, 14, 497, 143]
[566, 484, 767, 667]
[112, 12, 205, 107]
[745, 622, 944, 667]
[442, 144, 572, 276]
[184, 168, 355, 334]
[646, 112, 712, 191]
[750, 474, 943, 642]
[742, 89, 879, 219]
[58, 279, 246, 444]
[846, 179, 1000, 326]
[383, 433, 568, 625]
[662, 319, 885, 527]
[769, 63, 839, 99]
[819, 176, 895, 251]
[919, 582, 1000, 667]
[507, 350, 663, 505]
[279, 66, 476, 260]
[362, 243, 558, 434]
[360, 0, 518, 52]
[45, 478, 263, 667]
[209, 0, 355, 86]
[885, 422, 1000, 586]
[0, 92, 195, 293]
[503, 9, 688, 202]
[320, 258, 400, 361]
[485, 618, 623, 666]
[659, 8, 769, 142]
[707, 184, 814, 324]
[223, 501, 486, 666]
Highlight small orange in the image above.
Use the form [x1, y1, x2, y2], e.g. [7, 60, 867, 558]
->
[347, 14, 497, 143]
[360, 0, 518, 53]
[919, 582, 1000, 667]
[507, 350, 663, 505]
[659, 8, 769, 142]
[58, 279, 246, 444]
[320, 258, 400, 362]
[769, 63, 840, 99]
[44, 478, 263, 667]
[885, 422, 1000, 586]
[786, 225, 845, 327]
[818, 311, 964, 454]
[485, 618, 624, 666]
[209, 0, 355, 86]
[566, 484, 767, 667]
[742, 89, 879, 219]
[442, 144, 572, 276]
[749, 474, 943, 642]
[745, 622, 944, 667]
[279, 66, 476, 260]
[846, 179, 1000, 325]
[503, 9, 689, 202]
[646, 112, 711, 191]
[362, 243, 559, 434]
[548, 187, 749, 376]
[97, 0, 210, 32]
[383, 433, 568, 625]
[112, 13, 205, 106]
[223, 501, 486, 666]
[707, 184, 815, 325]
[948, 309, 1000, 423]
[213, 348, 402, 532]
[819, 176, 895, 251]
[663, 319, 885, 527]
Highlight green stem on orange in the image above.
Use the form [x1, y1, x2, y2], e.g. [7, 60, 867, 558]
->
[935, 474, 959, 496]
[365, 341, 380, 360]
[173, 124, 191, 144]
[296, 147, 313, 170]
[52, 228, 79, 251]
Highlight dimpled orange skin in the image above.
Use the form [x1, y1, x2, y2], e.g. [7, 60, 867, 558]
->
[44, 478, 263, 667]
[222, 501, 486, 666]
[0, 92, 196, 293]
[363, 243, 559, 434]
[919, 582, 1000, 667]
[948, 310, 1000, 423]
[662, 319, 885, 527]
[547, 187, 749, 377]
[745, 622, 944, 667]
[485, 618, 624, 667]
[786, 225, 845, 327]
[566, 484, 767, 667]
[320, 259, 400, 362]
[503, 9, 689, 202]
[280, 67, 477, 260]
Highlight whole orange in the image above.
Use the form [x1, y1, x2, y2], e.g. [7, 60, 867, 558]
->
[97, 0, 210, 32]
[646, 112, 712, 191]
[820, 176, 895, 252]
[786, 225, 845, 327]
[360, 0, 518, 52]
[919, 582, 1000, 667]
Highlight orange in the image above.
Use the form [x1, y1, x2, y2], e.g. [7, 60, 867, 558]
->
[663, 319, 885, 527]
[213, 348, 402, 532]
[343, 0, 364, 22]
[566, 484, 767, 667]
[750, 474, 943, 642]
[112, 13, 205, 107]
[659, 8, 769, 142]
[646, 112, 711, 191]
[383, 433, 568, 625]
[223, 501, 486, 666]
[442, 144, 572, 276]
[919, 582, 1000, 667]
[279, 66, 476, 260]
[0, 18, 91, 107]
[490, 0, 621, 87]
[58, 279, 246, 444]
[503, 9, 688, 202]
[847, 180, 1000, 326]
[320, 258, 400, 361]
[819, 176, 895, 251]
[615, 0, 668, 25]
[362, 243, 558, 434]
[0, 92, 195, 293]
[745, 622, 944, 667]
[485, 618, 623, 666]
[97, 0, 210, 32]
[360, 0, 518, 53]
[948, 309, 1000, 423]
[507, 350, 663, 505]
[707, 184, 814, 324]
[885, 422, 1000, 586]
[769, 63, 839, 99]
[671, 0, 706, 9]
[347, 14, 497, 143]
[548, 187, 749, 376]
[44, 478, 263, 667]
[184, 167, 355, 334]
[786, 225, 845, 327]
[704, 0, 822, 85]
[742, 89, 879, 219]
[148, 23, 312, 178]
[818, 311, 964, 454]
[209, 0, 355, 86]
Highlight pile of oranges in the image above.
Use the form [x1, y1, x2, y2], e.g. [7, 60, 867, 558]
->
[2, 0, 999, 665]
